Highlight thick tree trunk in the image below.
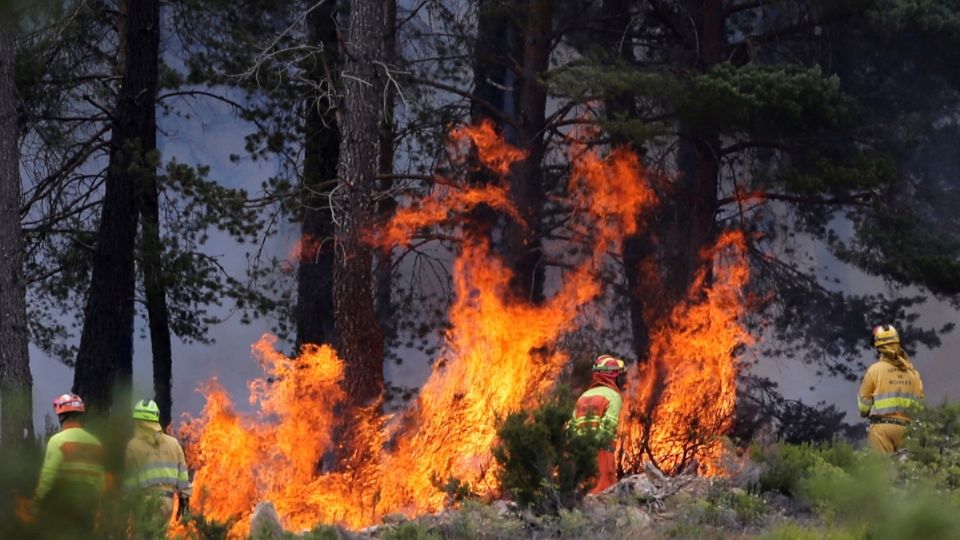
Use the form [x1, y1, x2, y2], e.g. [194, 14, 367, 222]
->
[73, 0, 159, 414]
[0, 22, 35, 447]
[503, 0, 551, 303]
[374, 0, 397, 333]
[296, 0, 340, 351]
[334, 0, 385, 407]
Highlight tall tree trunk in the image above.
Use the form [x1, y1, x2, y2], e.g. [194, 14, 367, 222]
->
[467, 0, 520, 241]
[139, 170, 172, 428]
[334, 0, 385, 408]
[665, 0, 723, 301]
[73, 0, 159, 414]
[599, 0, 654, 364]
[374, 0, 397, 332]
[503, 0, 551, 303]
[296, 0, 340, 351]
[0, 21, 35, 447]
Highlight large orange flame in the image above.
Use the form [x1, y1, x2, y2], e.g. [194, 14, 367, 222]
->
[181, 123, 751, 535]
[620, 230, 752, 474]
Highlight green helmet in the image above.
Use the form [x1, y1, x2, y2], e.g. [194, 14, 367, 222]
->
[133, 399, 160, 422]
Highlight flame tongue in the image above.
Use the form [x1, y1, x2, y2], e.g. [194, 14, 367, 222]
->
[620, 231, 752, 474]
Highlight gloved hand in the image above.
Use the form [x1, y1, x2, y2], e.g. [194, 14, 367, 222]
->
[17, 497, 37, 524]
[177, 494, 190, 523]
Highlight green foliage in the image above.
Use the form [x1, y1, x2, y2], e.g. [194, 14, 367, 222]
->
[381, 522, 441, 540]
[902, 401, 960, 489]
[294, 524, 344, 540]
[680, 64, 853, 136]
[184, 511, 235, 540]
[492, 391, 603, 514]
[431, 474, 477, 505]
[437, 500, 524, 539]
[752, 441, 857, 496]
[796, 450, 960, 540]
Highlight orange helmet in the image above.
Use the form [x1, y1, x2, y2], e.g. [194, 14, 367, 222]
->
[52, 393, 85, 415]
[592, 354, 626, 374]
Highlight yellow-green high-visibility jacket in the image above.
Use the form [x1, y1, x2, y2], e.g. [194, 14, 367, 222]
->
[124, 420, 191, 496]
[858, 360, 924, 422]
[570, 384, 623, 445]
[36, 422, 105, 501]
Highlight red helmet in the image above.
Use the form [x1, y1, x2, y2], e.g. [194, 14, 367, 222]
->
[52, 393, 85, 415]
[592, 354, 626, 374]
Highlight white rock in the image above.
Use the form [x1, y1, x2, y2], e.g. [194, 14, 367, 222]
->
[249, 501, 283, 540]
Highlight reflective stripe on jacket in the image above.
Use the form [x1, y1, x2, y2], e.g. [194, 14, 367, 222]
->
[36, 423, 105, 500]
[124, 420, 191, 496]
[570, 385, 623, 443]
[858, 360, 924, 421]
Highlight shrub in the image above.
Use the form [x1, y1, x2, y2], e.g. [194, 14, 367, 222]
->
[381, 522, 441, 540]
[902, 401, 960, 489]
[752, 440, 856, 497]
[492, 390, 603, 514]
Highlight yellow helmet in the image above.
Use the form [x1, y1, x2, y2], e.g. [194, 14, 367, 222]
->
[872, 324, 900, 347]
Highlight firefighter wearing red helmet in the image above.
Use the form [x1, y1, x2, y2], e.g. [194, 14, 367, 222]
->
[858, 325, 925, 453]
[33, 393, 105, 536]
[570, 354, 627, 494]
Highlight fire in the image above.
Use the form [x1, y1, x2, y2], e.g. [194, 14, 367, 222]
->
[182, 122, 752, 534]
[620, 230, 752, 474]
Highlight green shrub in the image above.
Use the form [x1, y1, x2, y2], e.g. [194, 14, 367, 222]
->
[903, 402, 960, 489]
[381, 522, 441, 540]
[759, 522, 860, 540]
[793, 444, 960, 540]
[438, 500, 524, 539]
[492, 390, 603, 514]
[752, 440, 856, 497]
[296, 524, 343, 540]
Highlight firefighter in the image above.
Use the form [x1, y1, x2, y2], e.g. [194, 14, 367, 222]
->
[570, 354, 627, 494]
[124, 399, 192, 536]
[858, 324, 925, 454]
[34, 393, 105, 538]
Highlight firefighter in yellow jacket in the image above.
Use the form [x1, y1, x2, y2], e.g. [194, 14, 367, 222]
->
[858, 324, 925, 453]
[124, 399, 192, 535]
[570, 354, 627, 494]
[34, 393, 105, 538]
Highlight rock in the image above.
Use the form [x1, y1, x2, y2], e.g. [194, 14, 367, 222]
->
[381, 512, 409, 525]
[490, 500, 519, 518]
[249, 501, 283, 540]
[609, 474, 660, 500]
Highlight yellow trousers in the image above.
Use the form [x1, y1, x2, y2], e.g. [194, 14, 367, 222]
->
[867, 423, 907, 454]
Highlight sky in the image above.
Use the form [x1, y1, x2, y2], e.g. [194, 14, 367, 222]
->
[24, 84, 960, 440]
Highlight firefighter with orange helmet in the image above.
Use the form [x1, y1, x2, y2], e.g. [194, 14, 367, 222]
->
[124, 399, 192, 534]
[570, 354, 627, 494]
[34, 393, 105, 537]
[858, 324, 925, 453]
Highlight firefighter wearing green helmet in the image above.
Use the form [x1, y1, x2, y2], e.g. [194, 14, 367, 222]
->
[124, 399, 192, 535]
[858, 325, 925, 453]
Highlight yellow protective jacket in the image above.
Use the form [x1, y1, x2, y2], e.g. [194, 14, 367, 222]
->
[36, 422, 105, 500]
[570, 384, 623, 445]
[858, 359, 924, 422]
[124, 420, 191, 496]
